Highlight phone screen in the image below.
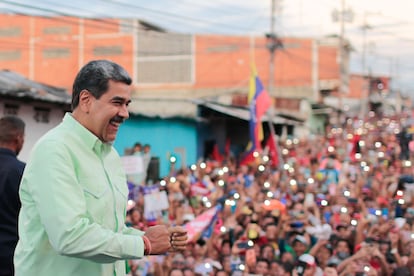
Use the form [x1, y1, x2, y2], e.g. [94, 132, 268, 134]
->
[237, 242, 250, 249]
[347, 197, 358, 204]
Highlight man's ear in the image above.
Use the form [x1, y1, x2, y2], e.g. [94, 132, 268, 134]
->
[78, 90, 92, 113]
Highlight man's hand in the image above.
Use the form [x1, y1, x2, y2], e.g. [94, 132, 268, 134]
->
[143, 225, 171, 255]
[168, 226, 188, 252]
[144, 225, 188, 255]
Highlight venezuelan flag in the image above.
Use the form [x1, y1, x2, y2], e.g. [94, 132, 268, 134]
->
[241, 67, 272, 165]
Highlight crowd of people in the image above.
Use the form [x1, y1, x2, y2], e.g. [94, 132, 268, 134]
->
[125, 112, 414, 276]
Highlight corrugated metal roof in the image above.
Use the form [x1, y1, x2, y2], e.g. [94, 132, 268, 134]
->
[0, 70, 71, 104]
[197, 100, 305, 125]
[128, 97, 305, 124]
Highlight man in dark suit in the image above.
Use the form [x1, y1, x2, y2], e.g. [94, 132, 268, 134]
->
[0, 116, 25, 276]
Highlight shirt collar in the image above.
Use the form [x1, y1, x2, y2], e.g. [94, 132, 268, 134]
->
[63, 113, 112, 156]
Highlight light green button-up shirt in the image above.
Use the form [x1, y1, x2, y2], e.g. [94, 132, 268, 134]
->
[15, 113, 145, 276]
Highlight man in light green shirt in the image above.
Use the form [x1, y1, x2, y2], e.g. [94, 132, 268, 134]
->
[14, 60, 187, 276]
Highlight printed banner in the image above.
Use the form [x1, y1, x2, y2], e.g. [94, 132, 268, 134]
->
[121, 155, 144, 175]
[144, 190, 169, 214]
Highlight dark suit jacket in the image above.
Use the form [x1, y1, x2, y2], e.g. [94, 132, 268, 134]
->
[0, 148, 25, 257]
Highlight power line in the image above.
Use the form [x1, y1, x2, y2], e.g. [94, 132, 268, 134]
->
[0, 4, 368, 88]
[0, 0, 272, 51]
[0, 11, 341, 60]
[171, 0, 263, 19]
[0, 0, 123, 28]
[0, 3, 370, 78]
[99, 0, 262, 34]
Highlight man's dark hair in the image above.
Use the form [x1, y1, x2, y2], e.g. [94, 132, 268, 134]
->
[0, 116, 25, 143]
[256, 257, 270, 267]
[71, 60, 132, 110]
[335, 238, 352, 252]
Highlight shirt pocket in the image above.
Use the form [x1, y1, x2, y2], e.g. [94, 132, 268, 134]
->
[113, 175, 128, 200]
[82, 180, 109, 199]
[80, 177, 110, 224]
[112, 175, 129, 229]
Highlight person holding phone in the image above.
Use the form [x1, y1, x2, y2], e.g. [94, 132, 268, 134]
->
[292, 254, 321, 276]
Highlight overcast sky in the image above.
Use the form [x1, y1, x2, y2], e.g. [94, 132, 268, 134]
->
[1, 0, 413, 95]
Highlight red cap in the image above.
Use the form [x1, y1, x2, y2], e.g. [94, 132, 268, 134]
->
[377, 197, 389, 206]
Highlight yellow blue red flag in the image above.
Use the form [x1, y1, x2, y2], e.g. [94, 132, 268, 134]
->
[241, 67, 272, 165]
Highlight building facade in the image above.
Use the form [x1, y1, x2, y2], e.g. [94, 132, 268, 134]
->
[0, 13, 353, 177]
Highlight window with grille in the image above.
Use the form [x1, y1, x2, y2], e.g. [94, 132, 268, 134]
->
[42, 48, 71, 59]
[3, 103, 19, 115]
[0, 50, 21, 61]
[93, 46, 123, 56]
[0, 26, 21, 37]
[43, 26, 71, 35]
[33, 107, 50, 123]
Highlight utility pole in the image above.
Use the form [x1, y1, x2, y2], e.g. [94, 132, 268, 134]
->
[332, 0, 353, 126]
[266, 0, 282, 138]
[267, 0, 283, 96]
[359, 12, 380, 120]
[268, 0, 276, 96]
[338, 0, 345, 125]
[359, 15, 370, 120]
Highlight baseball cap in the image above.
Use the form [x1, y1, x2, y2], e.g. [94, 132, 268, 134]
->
[298, 254, 316, 267]
[293, 235, 308, 246]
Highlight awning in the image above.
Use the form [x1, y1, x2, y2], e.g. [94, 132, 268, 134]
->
[199, 101, 304, 125]
[127, 98, 305, 125]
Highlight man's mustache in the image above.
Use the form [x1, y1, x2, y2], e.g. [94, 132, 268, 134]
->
[110, 116, 125, 124]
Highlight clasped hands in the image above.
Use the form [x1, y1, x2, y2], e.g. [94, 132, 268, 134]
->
[143, 225, 188, 255]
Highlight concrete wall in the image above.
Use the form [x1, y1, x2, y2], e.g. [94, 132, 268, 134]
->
[0, 14, 134, 90]
[113, 116, 198, 178]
